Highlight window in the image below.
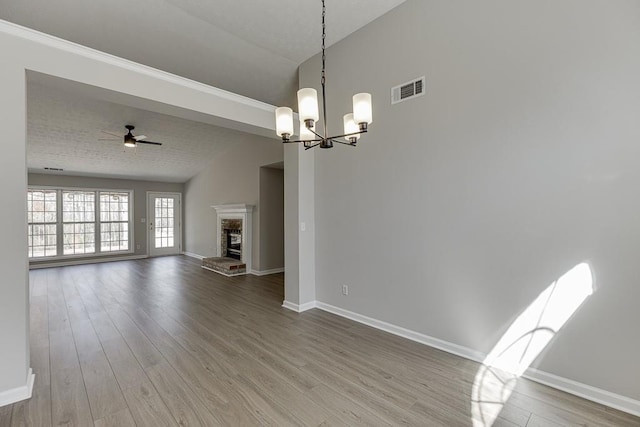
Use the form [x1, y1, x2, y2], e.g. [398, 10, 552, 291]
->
[27, 187, 133, 259]
[63, 191, 95, 255]
[27, 190, 57, 258]
[100, 192, 130, 252]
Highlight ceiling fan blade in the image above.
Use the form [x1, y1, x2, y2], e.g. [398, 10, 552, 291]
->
[101, 131, 122, 138]
[98, 138, 120, 141]
[133, 135, 147, 141]
[137, 140, 162, 146]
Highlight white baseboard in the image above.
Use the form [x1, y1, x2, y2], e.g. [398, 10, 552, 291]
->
[282, 300, 317, 313]
[315, 301, 485, 363]
[0, 369, 34, 408]
[304, 301, 640, 418]
[182, 251, 206, 260]
[523, 367, 640, 417]
[29, 254, 148, 269]
[186, 253, 282, 277]
[185, 254, 284, 277]
[251, 267, 285, 276]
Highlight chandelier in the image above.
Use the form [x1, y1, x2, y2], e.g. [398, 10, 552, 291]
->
[275, 0, 373, 149]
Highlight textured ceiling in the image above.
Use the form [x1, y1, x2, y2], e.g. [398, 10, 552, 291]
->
[1, 0, 406, 106]
[27, 79, 280, 183]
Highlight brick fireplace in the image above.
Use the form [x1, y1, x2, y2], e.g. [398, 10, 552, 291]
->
[209, 204, 254, 274]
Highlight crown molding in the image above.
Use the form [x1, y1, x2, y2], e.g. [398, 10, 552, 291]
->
[0, 19, 276, 114]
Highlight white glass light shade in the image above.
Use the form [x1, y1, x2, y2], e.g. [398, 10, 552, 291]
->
[353, 93, 373, 125]
[300, 120, 316, 141]
[275, 107, 294, 137]
[297, 88, 320, 122]
[343, 113, 360, 140]
[124, 140, 136, 148]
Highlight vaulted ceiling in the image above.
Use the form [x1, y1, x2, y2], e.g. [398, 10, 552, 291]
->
[7, 1, 407, 182]
[27, 76, 279, 183]
[1, 0, 406, 106]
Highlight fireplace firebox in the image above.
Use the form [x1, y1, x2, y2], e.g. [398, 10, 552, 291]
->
[225, 229, 242, 260]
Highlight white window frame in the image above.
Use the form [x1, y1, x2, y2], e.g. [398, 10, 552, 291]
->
[62, 189, 97, 256]
[28, 186, 134, 261]
[27, 189, 58, 258]
[98, 190, 133, 253]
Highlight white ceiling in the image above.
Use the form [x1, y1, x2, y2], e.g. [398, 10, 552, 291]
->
[1, 0, 406, 106]
[27, 78, 280, 183]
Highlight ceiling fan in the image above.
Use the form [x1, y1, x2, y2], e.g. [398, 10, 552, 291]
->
[99, 125, 163, 148]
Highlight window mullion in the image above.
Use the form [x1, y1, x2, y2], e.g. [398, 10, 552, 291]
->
[130, 190, 134, 251]
[56, 189, 63, 257]
[95, 191, 101, 254]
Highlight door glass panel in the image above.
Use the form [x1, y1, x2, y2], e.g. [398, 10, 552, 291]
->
[154, 198, 175, 248]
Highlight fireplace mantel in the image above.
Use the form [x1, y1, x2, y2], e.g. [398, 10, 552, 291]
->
[212, 204, 255, 215]
[212, 204, 254, 273]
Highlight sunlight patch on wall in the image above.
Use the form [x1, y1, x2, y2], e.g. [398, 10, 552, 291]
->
[471, 263, 593, 427]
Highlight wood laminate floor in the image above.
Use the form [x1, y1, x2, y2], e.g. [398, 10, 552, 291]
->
[1, 256, 638, 426]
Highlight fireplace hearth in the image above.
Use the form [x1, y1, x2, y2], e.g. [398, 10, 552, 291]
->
[204, 204, 254, 276]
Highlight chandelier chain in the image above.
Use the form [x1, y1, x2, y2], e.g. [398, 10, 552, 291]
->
[321, 0, 326, 87]
[320, 0, 329, 139]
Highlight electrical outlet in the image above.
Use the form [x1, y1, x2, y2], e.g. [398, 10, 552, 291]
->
[301, 222, 306, 232]
[136, 244, 141, 250]
[342, 285, 349, 296]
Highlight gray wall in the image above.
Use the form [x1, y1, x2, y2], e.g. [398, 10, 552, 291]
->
[300, 0, 640, 401]
[284, 143, 316, 306]
[259, 166, 284, 271]
[28, 173, 183, 263]
[184, 138, 283, 271]
[0, 62, 30, 397]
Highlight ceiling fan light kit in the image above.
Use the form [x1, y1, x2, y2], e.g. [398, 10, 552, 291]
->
[101, 125, 163, 148]
[275, 0, 373, 150]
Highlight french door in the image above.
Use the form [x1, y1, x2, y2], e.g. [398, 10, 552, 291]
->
[147, 192, 181, 256]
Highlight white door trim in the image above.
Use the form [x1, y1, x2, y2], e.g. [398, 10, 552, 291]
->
[146, 192, 182, 257]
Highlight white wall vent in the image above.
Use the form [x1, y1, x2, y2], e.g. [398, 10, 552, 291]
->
[391, 76, 426, 105]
